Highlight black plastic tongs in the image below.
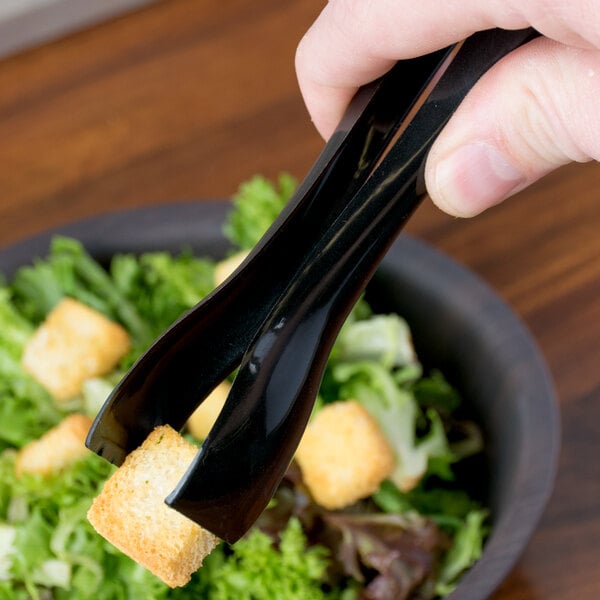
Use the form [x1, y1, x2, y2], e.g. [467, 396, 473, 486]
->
[87, 28, 539, 544]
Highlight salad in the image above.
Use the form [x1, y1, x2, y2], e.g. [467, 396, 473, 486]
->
[0, 175, 488, 599]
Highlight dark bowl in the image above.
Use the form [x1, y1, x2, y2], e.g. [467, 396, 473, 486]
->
[0, 201, 560, 600]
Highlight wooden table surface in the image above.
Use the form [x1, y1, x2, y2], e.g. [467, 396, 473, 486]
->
[1, 1, 599, 598]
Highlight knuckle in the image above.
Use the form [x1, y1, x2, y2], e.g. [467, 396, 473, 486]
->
[472, 39, 599, 173]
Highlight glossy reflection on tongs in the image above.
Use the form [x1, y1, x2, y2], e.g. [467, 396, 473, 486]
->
[86, 27, 539, 544]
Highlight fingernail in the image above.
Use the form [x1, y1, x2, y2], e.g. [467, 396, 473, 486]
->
[433, 142, 525, 216]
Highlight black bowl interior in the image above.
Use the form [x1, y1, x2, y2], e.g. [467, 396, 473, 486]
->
[0, 201, 560, 600]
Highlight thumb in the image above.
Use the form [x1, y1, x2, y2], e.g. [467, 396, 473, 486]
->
[425, 37, 600, 217]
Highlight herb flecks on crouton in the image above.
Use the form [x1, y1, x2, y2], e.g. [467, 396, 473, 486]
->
[21, 297, 131, 402]
[295, 400, 394, 510]
[15, 413, 93, 477]
[87, 425, 219, 588]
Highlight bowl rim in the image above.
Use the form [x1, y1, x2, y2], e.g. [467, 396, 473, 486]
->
[0, 200, 560, 599]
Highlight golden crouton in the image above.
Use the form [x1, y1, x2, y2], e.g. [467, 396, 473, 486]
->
[21, 297, 131, 402]
[214, 250, 249, 287]
[87, 425, 219, 588]
[295, 400, 394, 510]
[187, 381, 230, 440]
[16, 414, 93, 477]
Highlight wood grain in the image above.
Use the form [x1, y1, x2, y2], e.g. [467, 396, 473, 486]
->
[1, 1, 599, 597]
[0, 0, 156, 59]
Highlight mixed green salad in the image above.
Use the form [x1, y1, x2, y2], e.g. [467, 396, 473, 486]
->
[0, 175, 488, 599]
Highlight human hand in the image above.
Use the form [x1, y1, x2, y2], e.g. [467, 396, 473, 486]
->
[295, 1, 600, 217]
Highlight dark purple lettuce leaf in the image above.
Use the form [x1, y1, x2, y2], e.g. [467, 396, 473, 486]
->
[323, 512, 449, 600]
[254, 464, 449, 600]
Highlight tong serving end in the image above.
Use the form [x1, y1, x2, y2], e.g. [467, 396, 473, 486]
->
[85, 381, 156, 468]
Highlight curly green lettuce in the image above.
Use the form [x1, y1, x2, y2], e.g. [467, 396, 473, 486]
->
[0, 451, 168, 600]
[0, 174, 488, 599]
[223, 173, 296, 249]
[182, 518, 332, 600]
[0, 288, 63, 450]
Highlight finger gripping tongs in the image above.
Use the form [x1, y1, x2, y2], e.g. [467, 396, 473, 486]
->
[86, 28, 538, 544]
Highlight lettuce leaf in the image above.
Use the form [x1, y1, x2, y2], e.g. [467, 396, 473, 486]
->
[10, 238, 217, 364]
[0, 451, 169, 600]
[0, 173, 488, 598]
[372, 480, 488, 597]
[0, 288, 63, 450]
[434, 510, 488, 596]
[10, 237, 153, 348]
[373, 480, 482, 523]
[332, 361, 456, 492]
[331, 314, 418, 370]
[175, 518, 332, 600]
[109, 249, 215, 341]
[223, 173, 296, 249]
[323, 512, 448, 600]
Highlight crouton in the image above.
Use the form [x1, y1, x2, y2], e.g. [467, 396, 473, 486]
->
[21, 297, 131, 402]
[295, 400, 394, 510]
[187, 381, 230, 440]
[87, 425, 219, 588]
[16, 414, 93, 477]
[214, 250, 249, 287]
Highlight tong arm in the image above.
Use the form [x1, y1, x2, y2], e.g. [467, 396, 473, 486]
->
[86, 49, 453, 464]
[165, 27, 540, 543]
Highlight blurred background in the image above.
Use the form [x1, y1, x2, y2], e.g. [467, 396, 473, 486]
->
[1, 1, 600, 598]
[0, 0, 155, 58]
[0, 0, 328, 243]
